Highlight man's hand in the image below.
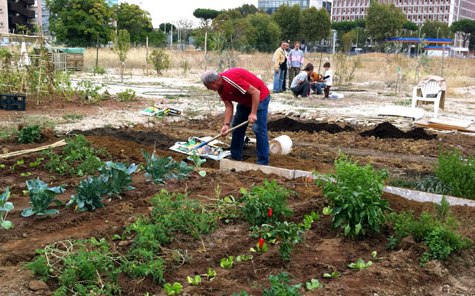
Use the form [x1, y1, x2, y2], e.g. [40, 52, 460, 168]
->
[274, 68, 279, 74]
[220, 124, 230, 135]
[248, 113, 257, 124]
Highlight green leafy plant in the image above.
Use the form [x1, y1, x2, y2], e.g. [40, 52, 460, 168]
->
[18, 125, 41, 144]
[220, 256, 234, 269]
[236, 254, 253, 262]
[143, 151, 193, 184]
[27, 238, 122, 295]
[436, 149, 475, 199]
[319, 155, 390, 238]
[29, 157, 44, 168]
[348, 258, 372, 270]
[187, 275, 202, 286]
[205, 267, 217, 280]
[163, 282, 183, 295]
[148, 48, 170, 75]
[305, 279, 323, 290]
[98, 161, 138, 197]
[67, 175, 108, 212]
[0, 187, 14, 230]
[76, 80, 105, 103]
[21, 178, 65, 217]
[232, 292, 249, 296]
[43, 135, 106, 176]
[20, 172, 31, 177]
[323, 271, 341, 279]
[240, 180, 293, 226]
[10, 159, 24, 171]
[322, 206, 332, 215]
[116, 88, 136, 102]
[187, 151, 207, 177]
[213, 195, 242, 223]
[262, 272, 302, 296]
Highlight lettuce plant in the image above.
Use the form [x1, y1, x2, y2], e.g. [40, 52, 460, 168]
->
[0, 187, 14, 230]
[163, 282, 183, 295]
[22, 178, 65, 217]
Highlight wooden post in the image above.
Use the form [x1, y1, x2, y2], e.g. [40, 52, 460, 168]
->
[145, 36, 149, 75]
[95, 35, 99, 75]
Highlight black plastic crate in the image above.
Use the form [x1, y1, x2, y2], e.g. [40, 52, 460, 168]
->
[0, 94, 26, 111]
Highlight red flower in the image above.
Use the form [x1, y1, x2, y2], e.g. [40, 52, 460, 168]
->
[258, 238, 264, 249]
[267, 207, 273, 218]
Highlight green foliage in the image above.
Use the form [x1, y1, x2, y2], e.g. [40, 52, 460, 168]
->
[112, 29, 131, 82]
[148, 48, 170, 75]
[300, 7, 331, 43]
[305, 279, 323, 290]
[43, 135, 106, 176]
[163, 282, 183, 295]
[450, 19, 475, 49]
[98, 161, 138, 196]
[75, 80, 106, 104]
[323, 271, 341, 279]
[186, 275, 202, 285]
[436, 149, 475, 199]
[142, 151, 193, 184]
[28, 238, 122, 295]
[320, 155, 390, 238]
[193, 8, 221, 21]
[240, 180, 293, 226]
[272, 4, 302, 40]
[213, 195, 242, 224]
[388, 200, 471, 263]
[205, 267, 217, 280]
[116, 3, 154, 45]
[348, 258, 373, 270]
[68, 176, 108, 212]
[187, 151, 206, 176]
[414, 175, 451, 195]
[262, 272, 302, 296]
[18, 125, 42, 144]
[421, 20, 452, 38]
[116, 88, 136, 102]
[21, 178, 64, 217]
[247, 14, 281, 52]
[366, 1, 406, 43]
[251, 212, 318, 261]
[220, 256, 234, 269]
[0, 187, 14, 230]
[29, 157, 44, 168]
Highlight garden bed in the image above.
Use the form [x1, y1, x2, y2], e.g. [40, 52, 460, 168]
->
[1, 116, 475, 295]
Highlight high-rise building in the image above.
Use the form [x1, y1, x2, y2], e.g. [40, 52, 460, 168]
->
[331, 0, 475, 25]
[258, 0, 332, 15]
[0, 0, 42, 34]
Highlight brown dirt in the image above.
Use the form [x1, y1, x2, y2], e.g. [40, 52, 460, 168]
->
[1, 115, 475, 296]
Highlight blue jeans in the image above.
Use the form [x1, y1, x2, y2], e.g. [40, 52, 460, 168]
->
[231, 96, 270, 165]
[273, 69, 285, 92]
[312, 82, 326, 94]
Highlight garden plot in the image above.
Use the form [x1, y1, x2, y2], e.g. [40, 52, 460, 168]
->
[1, 115, 475, 296]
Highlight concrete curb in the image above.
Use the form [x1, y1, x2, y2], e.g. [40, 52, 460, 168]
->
[219, 159, 475, 207]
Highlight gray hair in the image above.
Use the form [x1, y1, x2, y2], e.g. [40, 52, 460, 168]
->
[201, 71, 219, 85]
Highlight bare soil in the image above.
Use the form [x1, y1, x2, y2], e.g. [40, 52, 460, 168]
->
[1, 111, 475, 296]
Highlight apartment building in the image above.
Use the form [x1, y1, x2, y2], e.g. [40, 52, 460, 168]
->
[0, 0, 42, 34]
[258, 0, 333, 15]
[332, 0, 475, 25]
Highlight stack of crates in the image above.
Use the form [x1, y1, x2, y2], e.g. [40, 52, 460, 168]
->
[0, 94, 26, 111]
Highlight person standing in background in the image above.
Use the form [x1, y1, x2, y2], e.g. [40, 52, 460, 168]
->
[288, 41, 304, 89]
[272, 41, 289, 93]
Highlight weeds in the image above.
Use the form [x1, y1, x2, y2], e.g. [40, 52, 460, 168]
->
[17, 125, 42, 144]
[262, 272, 302, 296]
[116, 88, 136, 102]
[436, 149, 475, 199]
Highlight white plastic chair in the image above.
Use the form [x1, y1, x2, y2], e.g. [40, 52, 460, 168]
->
[411, 80, 443, 118]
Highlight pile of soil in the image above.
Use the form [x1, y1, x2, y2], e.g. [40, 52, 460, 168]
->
[360, 122, 436, 140]
[268, 117, 353, 134]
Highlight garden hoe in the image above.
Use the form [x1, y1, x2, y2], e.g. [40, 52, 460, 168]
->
[192, 120, 249, 151]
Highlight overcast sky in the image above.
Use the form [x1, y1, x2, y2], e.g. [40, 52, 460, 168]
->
[126, 0, 259, 27]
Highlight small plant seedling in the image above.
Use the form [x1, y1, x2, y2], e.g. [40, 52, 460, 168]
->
[323, 271, 341, 279]
[220, 256, 234, 269]
[20, 172, 32, 177]
[187, 151, 207, 177]
[305, 278, 323, 290]
[205, 267, 217, 280]
[10, 159, 25, 171]
[348, 258, 372, 270]
[29, 157, 44, 168]
[252, 238, 269, 253]
[236, 255, 253, 262]
[163, 282, 183, 295]
[0, 164, 5, 169]
[0, 187, 14, 230]
[186, 275, 202, 286]
[322, 206, 332, 215]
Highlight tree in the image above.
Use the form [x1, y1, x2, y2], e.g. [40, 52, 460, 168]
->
[112, 29, 130, 82]
[450, 19, 475, 48]
[46, 0, 113, 47]
[366, 1, 406, 44]
[403, 21, 418, 33]
[116, 3, 154, 45]
[247, 13, 281, 52]
[193, 8, 221, 55]
[148, 48, 170, 75]
[421, 21, 451, 38]
[341, 30, 356, 53]
[300, 7, 331, 43]
[272, 4, 301, 41]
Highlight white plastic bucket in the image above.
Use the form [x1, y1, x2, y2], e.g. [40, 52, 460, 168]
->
[269, 135, 293, 155]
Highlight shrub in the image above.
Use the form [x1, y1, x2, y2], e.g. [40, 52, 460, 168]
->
[116, 88, 136, 102]
[240, 180, 293, 226]
[320, 155, 390, 238]
[436, 149, 475, 199]
[148, 48, 170, 75]
[388, 198, 472, 263]
[18, 125, 41, 144]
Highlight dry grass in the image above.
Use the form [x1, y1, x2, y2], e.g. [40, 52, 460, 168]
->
[84, 47, 475, 95]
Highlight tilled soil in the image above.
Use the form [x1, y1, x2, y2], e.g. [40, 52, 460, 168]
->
[1, 116, 475, 296]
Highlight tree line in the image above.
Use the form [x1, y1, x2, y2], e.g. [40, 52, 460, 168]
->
[45, 0, 475, 51]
